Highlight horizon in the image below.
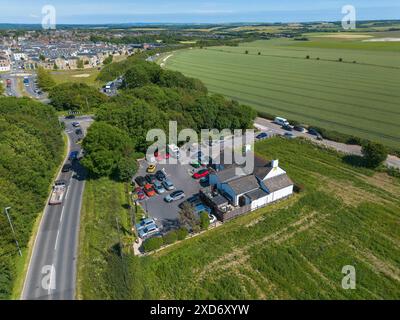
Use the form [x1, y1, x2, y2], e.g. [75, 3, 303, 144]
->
[0, 0, 399, 24]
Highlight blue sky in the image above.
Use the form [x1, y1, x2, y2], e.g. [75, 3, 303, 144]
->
[0, 0, 399, 24]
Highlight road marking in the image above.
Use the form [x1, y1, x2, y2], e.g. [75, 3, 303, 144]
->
[54, 228, 60, 251]
[59, 205, 65, 224]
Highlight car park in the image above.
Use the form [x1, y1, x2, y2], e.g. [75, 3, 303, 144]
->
[256, 132, 269, 140]
[62, 163, 72, 173]
[153, 181, 166, 194]
[145, 174, 157, 184]
[147, 164, 157, 173]
[143, 184, 156, 197]
[135, 176, 147, 187]
[155, 170, 166, 181]
[165, 190, 185, 203]
[162, 179, 175, 191]
[193, 169, 209, 179]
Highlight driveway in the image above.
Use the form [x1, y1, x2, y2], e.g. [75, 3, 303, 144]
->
[135, 159, 203, 232]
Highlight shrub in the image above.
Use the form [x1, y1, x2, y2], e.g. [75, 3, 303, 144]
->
[294, 184, 305, 193]
[176, 227, 188, 241]
[199, 212, 210, 230]
[362, 142, 388, 168]
[163, 231, 178, 245]
[143, 237, 164, 252]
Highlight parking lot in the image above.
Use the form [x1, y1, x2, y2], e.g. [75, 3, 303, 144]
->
[134, 158, 205, 232]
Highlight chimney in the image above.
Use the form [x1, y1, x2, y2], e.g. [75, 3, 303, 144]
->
[271, 160, 279, 168]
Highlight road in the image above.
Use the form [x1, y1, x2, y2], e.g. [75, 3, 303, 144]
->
[254, 117, 400, 170]
[21, 116, 93, 300]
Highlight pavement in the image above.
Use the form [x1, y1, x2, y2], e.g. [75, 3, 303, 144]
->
[21, 116, 93, 300]
[254, 117, 400, 170]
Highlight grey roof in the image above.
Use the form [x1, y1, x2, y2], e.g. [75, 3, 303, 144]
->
[228, 175, 260, 195]
[215, 166, 245, 183]
[211, 194, 230, 207]
[245, 189, 268, 201]
[264, 174, 293, 193]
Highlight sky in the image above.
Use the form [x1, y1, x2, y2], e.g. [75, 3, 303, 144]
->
[0, 0, 399, 24]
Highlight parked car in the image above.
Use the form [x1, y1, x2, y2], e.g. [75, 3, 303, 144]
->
[155, 170, 166, 181]
[153, 181, 166, 194]
[143, 184, 156, 197]
[293, 125, 306, 133]
[200, 176, 210, 187]
[282, 124, 293, 132]
[69, 151, 79, 161]
[190, 160, 202, 168]
[256, 132, 269, 140]
[165, 190, 185, 203]
[193, 169, 209, 179]
[72, 122, 80, 127]
[274, 117, 289, 126]
[75, 128, 83, 135]
[147, 164, 157, 173]
[145, 174, 157, 184]
[136, 218, 155, 231]
[162, 179, 175, 191]
[284, 132, 296, 139]
[134, 187, 146, 201]
[138, 223, 159, 239]
[209, 214, 218, 224]
[62, 163, 72, 173]
[135, 176, 147, 187]
[308, 128, 320, 136]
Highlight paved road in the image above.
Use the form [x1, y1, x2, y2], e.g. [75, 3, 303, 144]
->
[22, 116, 93, 300]
[254, 117, 400, 170]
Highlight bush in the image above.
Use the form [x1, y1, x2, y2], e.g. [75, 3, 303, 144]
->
[387, 167, 400, 178]
[163, 231, 178, 245]
[199, 212, 210, 230]
[294, 184, 305, 193]
[176, 228, 188, 241]
[362, 142, 388, 168]
[143, 237, 164, 252]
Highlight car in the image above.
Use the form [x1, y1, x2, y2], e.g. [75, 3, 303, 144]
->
[162, 179, 175, 191]
[155, 170, 166, 181]
[147, 164, 157, 173]
[75, 129, 83, 135]
[209, 214, 217, 224]
[316, 133, 324, 141]
[293, 125, 306, 133]
[282, 124, 293, 132]
[164, 190, 185, 203]
[200, 176, 210, 187]
[76, 138, 83, 144]
[135, 176, 147, 187]
[65, 115, 75, 119]
[69, 151, 79, 161]
[143, 184, 156, 197]
[72, 122, 80, 127]
[154, 148, 170, 161]
[193, 169, 209, 179]
[308, 128, 320, 136]
[145, 174, 157, 184]
[136, 218, 155, 231]
[134, 187, 146, 201]
[138, 224, 160, 239]
[284, 132, 296, 139]
[190, 160, 202, 168]
[256, 132, 269, 140]
[153, 181, 166, 194]
[62, 163, 72, 173]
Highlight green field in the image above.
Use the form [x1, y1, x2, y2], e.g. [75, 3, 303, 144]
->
[77, 138, 400, 299]
[165, 37, 400, 148]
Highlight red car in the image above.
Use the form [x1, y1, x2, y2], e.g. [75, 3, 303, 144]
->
[154, 148, 170, 161]
[193, 169, 209, 179]
[135, 187, 146, 200]
[143, 184, 156, 197]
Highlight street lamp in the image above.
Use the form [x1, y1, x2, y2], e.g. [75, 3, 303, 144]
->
[4, 207, 22, 257]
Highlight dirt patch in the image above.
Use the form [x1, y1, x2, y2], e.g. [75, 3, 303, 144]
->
[315, 33, 373, 39]
[363, 172, 400, 197]
[72, 74, 90, 78]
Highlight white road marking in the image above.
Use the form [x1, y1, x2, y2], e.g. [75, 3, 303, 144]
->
[54, 228, 61, 251]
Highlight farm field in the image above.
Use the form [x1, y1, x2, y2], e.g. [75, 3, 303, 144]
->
[78, 138, 400, 299]
[164, 37, 400, 148]
[50, 68, 102, 87]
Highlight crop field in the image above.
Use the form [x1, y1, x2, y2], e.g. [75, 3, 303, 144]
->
[78, 138, 400, 299]
[164, 37, 400, 148]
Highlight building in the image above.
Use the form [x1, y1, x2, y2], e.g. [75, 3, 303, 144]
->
[201, 155, 294, 221]
[0, 55, 11, 72]
[13, 52, 28, 61]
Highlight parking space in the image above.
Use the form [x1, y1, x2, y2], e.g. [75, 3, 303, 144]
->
[134, 158, 204, 232]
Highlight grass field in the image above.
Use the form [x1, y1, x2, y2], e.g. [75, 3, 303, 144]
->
[164, 37, 400, 148]
[50, 69, 102, 87]
[78, 138, 400, 299]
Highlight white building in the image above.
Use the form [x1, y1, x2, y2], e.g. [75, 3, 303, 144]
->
[13, 52, 28, 61]
[0, 55, 11, 72]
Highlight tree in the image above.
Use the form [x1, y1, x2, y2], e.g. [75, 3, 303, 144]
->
[39, 54, 46, 61]
[362, 142, 388, 168]
[0, 82, 4, 96]
[245, 50, 249, 54]
[179, 203, 200, 233]
[77, 59, 84, 69]
[115, 154, 138, 182]
[199, 212, 210, 230]
[143, 237, 163, 252]
[103, 55, 113, 65]
[306, 55, 310, 59]
[176, 227, 188, 240]
[123, 64, 151, 88]
[37, 67, 56, 91]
